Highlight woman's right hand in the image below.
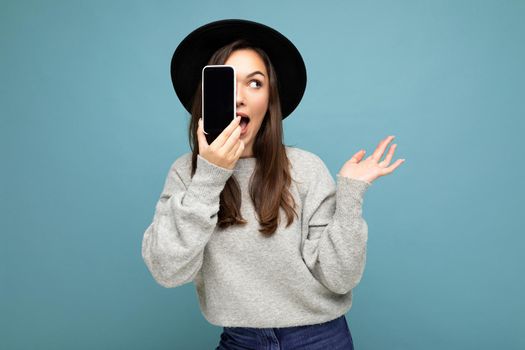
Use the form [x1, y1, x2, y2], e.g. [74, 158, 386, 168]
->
[197, 116, 245, 170]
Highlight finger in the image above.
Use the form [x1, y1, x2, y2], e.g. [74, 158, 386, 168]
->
[221, 124, 242, 154]
[196, 118, 209, 150]
[230, 138, 242, 158]
[212, 116, 241, 148]
[371, 135, 395, 162]
[226, 134, 241, 159]
[380, 158, 405, 175]
[233, 139, 245, 159]
[349, 149, 366, 164]
[379, 144, 396, 167]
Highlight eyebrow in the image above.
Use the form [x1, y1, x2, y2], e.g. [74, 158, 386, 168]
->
[245, 71, 265, 79]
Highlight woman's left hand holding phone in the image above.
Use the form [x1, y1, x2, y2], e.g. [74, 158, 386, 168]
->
[197, 117, 245, 170]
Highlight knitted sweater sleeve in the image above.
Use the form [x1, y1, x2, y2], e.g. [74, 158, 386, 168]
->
[301, 155, 371, 295]
[141, 154, 233, 288]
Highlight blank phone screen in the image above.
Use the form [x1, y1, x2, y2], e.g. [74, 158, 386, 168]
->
[203, 66, 235, 135]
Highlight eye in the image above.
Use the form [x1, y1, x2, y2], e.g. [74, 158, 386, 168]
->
[250, 79, 262, 88]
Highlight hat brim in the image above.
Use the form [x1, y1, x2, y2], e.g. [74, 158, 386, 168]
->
[170, 19, 307, 119]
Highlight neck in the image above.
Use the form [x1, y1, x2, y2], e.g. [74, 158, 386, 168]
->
[240, 147, 254, 158]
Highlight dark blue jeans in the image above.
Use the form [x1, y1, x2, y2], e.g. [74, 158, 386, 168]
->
[215, 314, 354, 350]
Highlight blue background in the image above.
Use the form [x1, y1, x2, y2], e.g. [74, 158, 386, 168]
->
[2, 0, 524, 349]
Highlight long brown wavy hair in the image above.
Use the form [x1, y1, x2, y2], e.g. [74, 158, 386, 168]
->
[187, 39, 298, 235]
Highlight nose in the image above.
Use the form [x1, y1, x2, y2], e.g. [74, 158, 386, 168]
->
[236, 82, 245, 108]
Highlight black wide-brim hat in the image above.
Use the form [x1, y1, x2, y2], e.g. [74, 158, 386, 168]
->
[170, 19, 307, 119]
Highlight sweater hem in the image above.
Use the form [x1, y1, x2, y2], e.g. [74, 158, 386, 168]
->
[201, 308, 351, 329]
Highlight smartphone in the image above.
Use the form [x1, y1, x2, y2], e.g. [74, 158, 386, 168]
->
[202, 65, 236, 144]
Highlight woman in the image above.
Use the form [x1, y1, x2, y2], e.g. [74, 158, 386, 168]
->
[142, 19, 404, 349]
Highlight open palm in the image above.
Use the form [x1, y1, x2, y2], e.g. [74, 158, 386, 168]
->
[337, 136, 405, 184]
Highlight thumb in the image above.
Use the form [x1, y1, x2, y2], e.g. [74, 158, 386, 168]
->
[196, 118, 209, 150]
[349, 149, 366, 163]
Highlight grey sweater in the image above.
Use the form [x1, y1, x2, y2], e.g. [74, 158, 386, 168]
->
[141, 146, 371, 328]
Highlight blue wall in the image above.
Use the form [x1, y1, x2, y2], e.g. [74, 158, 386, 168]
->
[2, 0, 524, 349]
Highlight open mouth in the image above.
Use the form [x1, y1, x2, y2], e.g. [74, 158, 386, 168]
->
[239, 116, 250, 133]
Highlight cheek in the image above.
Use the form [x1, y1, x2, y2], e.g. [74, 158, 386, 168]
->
[253, 91, 269, 116]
